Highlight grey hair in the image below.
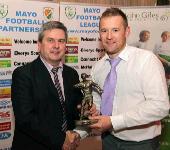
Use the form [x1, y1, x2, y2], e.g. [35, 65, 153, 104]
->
[38, 21, 68, 42]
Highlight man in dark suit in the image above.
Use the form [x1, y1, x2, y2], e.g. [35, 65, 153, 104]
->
[11, 21, 83, 150]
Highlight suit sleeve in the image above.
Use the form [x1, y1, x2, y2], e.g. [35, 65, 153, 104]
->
[12, 67, 65, 149]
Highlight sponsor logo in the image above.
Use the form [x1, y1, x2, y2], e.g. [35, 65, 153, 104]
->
[14, 39, 37, 44]
[14, 61, 29, 67]
[0, 132, 11, 140]
[65, 6, 76, 19]
[0, 101, 10, 107]
[0, 70, 12, 76]
[0, 3, 8, 19]
[0, 88, 11, 98]
[67, 37, 79, 44]
[65, 56, 78, 63]
[0, 112, 10, 122]
[81, 57, 101, 61]
[81, 37, 96, 41]
[66, 46, 78, 54]
[81, 65, 92, 69]
[0, 49, 11, 58]
[0, 100, 11, 110]
[0, 79, 12, 87]
[0, 37, 12, 46]
[0, 60, 11, 68]
[43, 7, 53, 20]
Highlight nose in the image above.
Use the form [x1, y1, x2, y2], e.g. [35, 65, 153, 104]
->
[54, 40, 59, 48]
[106, 31, 112, 39]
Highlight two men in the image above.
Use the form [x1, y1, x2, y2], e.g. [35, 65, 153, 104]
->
[12, 7, 170, 150]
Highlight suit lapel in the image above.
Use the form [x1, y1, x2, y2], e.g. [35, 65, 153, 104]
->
[35, 57, 59, 98]
[62, 65, 69, 102]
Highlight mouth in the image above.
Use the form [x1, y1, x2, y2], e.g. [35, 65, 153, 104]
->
[51, 50, 60, 55]
[107, 41, 116, 45]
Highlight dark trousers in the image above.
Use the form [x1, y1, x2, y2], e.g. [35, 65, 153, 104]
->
[101, 132, 160, 150]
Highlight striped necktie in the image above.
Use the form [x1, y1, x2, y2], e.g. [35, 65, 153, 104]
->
[51, 67, 67, 132]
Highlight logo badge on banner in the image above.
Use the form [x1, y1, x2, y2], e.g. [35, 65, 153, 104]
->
[0, 3, 8, 19]
[43, 7, 54, 20]
[65, 6, 76, 19]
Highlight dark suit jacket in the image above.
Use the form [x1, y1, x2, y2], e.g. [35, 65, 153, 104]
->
[11, 57, 82, 150]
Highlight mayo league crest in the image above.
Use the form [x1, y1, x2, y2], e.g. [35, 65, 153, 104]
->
[43, 7, 53, 20]
[0, 3, 8, 19]
[65, 6, 76, 19]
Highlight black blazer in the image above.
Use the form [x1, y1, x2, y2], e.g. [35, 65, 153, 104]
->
[11, 57, 82, 150]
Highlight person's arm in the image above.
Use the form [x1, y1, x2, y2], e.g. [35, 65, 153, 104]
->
[90, 54, 169, 133]
[116, 54, 169, 130]
[12, 67, 65, 148]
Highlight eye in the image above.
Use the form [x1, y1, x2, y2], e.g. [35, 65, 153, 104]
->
[111, 28, 119, 32]
[100, 29, 107, 33]
[47, 38, 54, 43]
[58, 39, 66, 43]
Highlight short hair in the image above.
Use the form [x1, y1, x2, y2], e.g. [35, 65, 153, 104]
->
[38, 21, 68, 42]
[99, 7, 128, 29]
[139, 30, 150, 39]
[161, 31, 169, 37]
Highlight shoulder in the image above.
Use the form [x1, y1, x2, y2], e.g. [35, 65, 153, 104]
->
[12, 58, 38, 76]
[63, 64, 79, 75]
[126, 45, 163, 68]
[127, 45, 156, 59]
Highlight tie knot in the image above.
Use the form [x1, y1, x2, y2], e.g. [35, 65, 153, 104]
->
[110, 57, 121, 68]
[51, 67, 59, 75]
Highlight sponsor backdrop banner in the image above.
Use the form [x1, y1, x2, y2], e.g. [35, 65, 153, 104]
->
[0, 0, 170, 149]
[0, 0, 59, 149]
[60, 3, 106, 77]
[60, 3, 170, 150]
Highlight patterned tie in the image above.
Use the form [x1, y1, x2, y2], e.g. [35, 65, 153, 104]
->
[51, 67, 67, 132]
[101, 57, 121, 115]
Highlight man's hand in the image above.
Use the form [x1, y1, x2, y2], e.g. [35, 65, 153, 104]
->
[89, 104, 100, 117]
[88, 115, 112, 133]
[62, 130, 80, 150]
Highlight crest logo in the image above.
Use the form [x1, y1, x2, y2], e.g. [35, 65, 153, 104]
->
[0, 3, 8, 19]
[43, 7, 53, 20]
[65, 6, 76, 19]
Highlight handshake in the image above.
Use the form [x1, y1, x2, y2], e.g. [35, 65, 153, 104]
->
[62, 104, 100, 150]
[62, 130, 80, 150]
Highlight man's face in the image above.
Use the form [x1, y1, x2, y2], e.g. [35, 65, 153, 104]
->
[99, 16, 130, 58]
[141, 32, 150, 42]
[38, 29, 66, 66]
[161, 33, 168, 42]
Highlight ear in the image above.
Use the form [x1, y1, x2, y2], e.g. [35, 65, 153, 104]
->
[37, 41, 41, 52]
[125, 26, 130, 38]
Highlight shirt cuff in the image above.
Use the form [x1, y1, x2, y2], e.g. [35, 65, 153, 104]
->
[110, 114, 126, 131]
[73, 127, 89, 139]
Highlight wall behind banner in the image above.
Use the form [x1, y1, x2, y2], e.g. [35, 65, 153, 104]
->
[26, 0, 157, 6]
[0, 1, 170, 150]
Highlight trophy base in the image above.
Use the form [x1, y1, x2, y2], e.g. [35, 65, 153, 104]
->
[75, 119, 98, 126]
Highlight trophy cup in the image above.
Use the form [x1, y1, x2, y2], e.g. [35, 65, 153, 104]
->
[74, 73, 103, 126]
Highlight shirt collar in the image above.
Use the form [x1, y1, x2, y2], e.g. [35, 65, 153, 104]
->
[40, 56, 63, 73]
[103, 44, 130, 62]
